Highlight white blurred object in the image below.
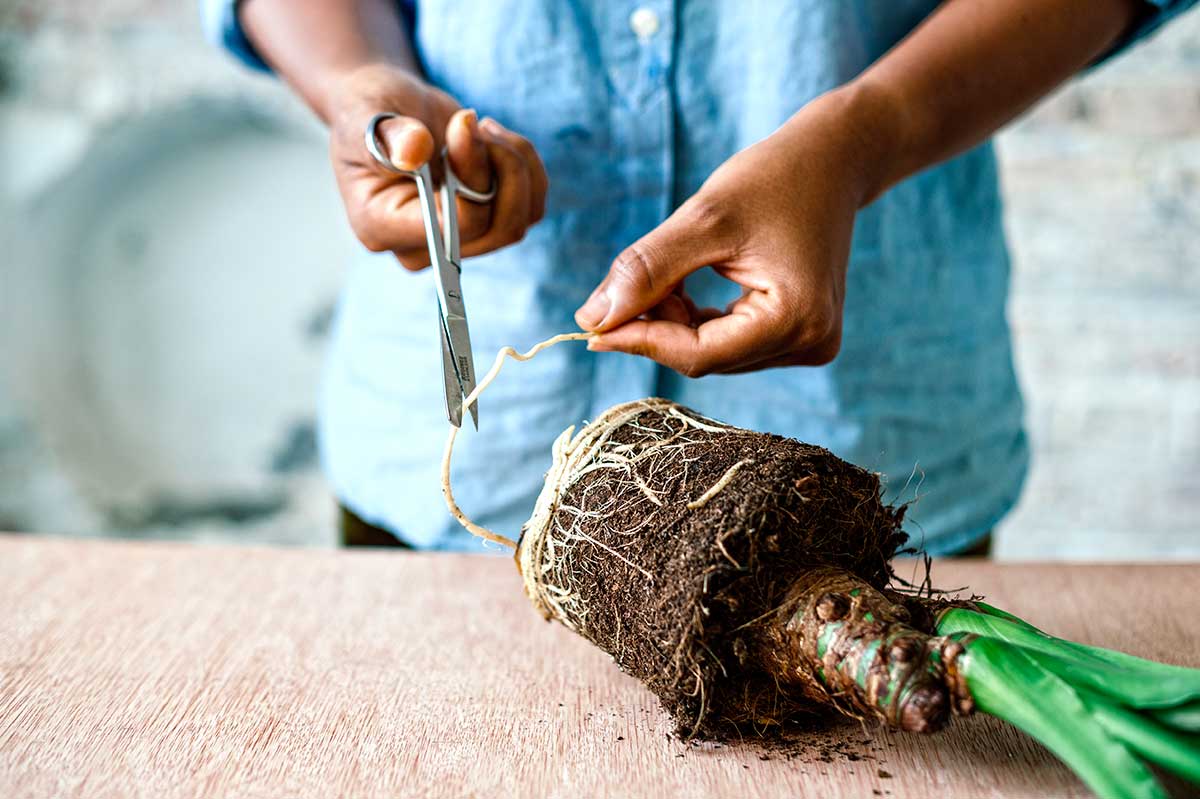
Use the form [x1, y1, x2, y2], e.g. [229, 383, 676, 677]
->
[2, 99, 356, 543]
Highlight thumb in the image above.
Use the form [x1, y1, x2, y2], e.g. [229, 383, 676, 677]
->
[576, 199, 736, 332]
[374, 114, 435, 172]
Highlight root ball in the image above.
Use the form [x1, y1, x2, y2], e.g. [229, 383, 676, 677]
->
[516, 399, 907, 735]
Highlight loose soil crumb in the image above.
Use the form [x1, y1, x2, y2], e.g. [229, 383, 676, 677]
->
[695, 717, 878, 766]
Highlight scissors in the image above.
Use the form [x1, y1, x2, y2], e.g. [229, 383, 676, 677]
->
[364, 112, 497, 429]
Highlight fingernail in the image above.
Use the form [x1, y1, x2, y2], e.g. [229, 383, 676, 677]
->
[480, 117, 502, 134]
[463, 108, 478, 133]
[586, 337, 609, 352]
[575, 289, 611, 330]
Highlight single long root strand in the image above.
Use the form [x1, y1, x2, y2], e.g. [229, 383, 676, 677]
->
[441, 332, 594, 550]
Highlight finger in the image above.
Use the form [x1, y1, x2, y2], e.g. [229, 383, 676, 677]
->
[646, 293, 692, 325]
[487, 120, 549, 224]
[592, 289, 842, 374]
[444, 109, 493, 241]
[674, 285, 701, 318]
[373, 115, 436, 172]
[392, 245, 435, 271]
[342, 177, 432, 263]
[647, 284, 711, 326]
[575, 196, 740, 332]
[671, 285, 725, 326]
[681, 299, 725, 326]
[529, 150, 549, 224]
[476, 117, 548, 227]
[713, 339, 843, 373]
[693, 306, 725, 324]
[713, 354, 807, 374]
[587, 310, 778, 378]
[459, 124, 533, 257]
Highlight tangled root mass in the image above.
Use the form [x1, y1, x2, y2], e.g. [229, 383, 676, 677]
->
[516, 398, 908, 735]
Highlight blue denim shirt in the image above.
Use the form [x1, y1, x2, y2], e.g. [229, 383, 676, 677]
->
[204, 1, 1194, 554]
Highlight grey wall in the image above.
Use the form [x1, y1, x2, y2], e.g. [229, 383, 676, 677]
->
[1, 1, 352, 547]
[997, 15, 1200, 558]
[1, 2, 1197, 558]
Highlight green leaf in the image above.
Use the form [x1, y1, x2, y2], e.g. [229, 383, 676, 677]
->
[961, 636, 1165, 799]
[1082, 691, 1200, 784]
[971, 603, 1199, 676]
[939, 609, 1200, 709]
[972, 601, 1027, 624]
[1152, 700, 1200, 735]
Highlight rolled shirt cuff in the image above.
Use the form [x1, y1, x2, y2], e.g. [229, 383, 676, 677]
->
[1094, 0, 1198, 66]
[199, 0, 272, 73]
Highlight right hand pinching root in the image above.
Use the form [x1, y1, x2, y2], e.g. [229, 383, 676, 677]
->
[327, 64, 548, 270]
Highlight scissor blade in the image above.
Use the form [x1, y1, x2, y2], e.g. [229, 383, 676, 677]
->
[409, 163, 468, 427]
[442, 308, 479, 430]
[439, 313, 462, 428]
[414, 158, 479, 430]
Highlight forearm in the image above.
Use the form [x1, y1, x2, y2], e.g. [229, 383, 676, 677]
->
[240, 0, 420, 122]
[831, 0, 1142, 204]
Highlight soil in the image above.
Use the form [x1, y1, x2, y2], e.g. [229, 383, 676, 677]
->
[518, 399, 908, 737]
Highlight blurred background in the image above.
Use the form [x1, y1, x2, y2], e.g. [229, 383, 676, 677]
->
[0, 2, 1197, 559]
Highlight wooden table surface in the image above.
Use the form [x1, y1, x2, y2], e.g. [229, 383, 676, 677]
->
[1, 536, 1197, 799]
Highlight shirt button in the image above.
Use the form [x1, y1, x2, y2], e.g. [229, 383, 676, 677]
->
[629, 7, 660, 40]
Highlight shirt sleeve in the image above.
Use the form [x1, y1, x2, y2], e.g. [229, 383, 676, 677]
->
[199, 0, 272, 73]
[199, 0, 419, 75]
[1096, 0, 1198, 65]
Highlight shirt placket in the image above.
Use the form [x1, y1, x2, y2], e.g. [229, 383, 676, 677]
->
[590, 2, 677, 417]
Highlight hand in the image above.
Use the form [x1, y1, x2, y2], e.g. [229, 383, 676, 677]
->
[327, 64, 548, 270]
[575, 89, 889, 377]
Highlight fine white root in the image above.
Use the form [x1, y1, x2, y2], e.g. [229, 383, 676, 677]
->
[518, 399, 744, 630]
[439, 336, 752, 634]
[441, 332, 593, 549]
[686, 459, 750, 510]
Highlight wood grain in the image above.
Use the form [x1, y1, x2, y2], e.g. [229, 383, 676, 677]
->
[0, 536, 1197, 799]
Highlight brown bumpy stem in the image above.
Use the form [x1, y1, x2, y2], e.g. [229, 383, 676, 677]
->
[755, 567, 974, 733]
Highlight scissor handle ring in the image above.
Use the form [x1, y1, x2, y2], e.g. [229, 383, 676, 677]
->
[453, 178, 497, 204]
[364, 113, 412, 175]
[365, 112, 497, 203]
